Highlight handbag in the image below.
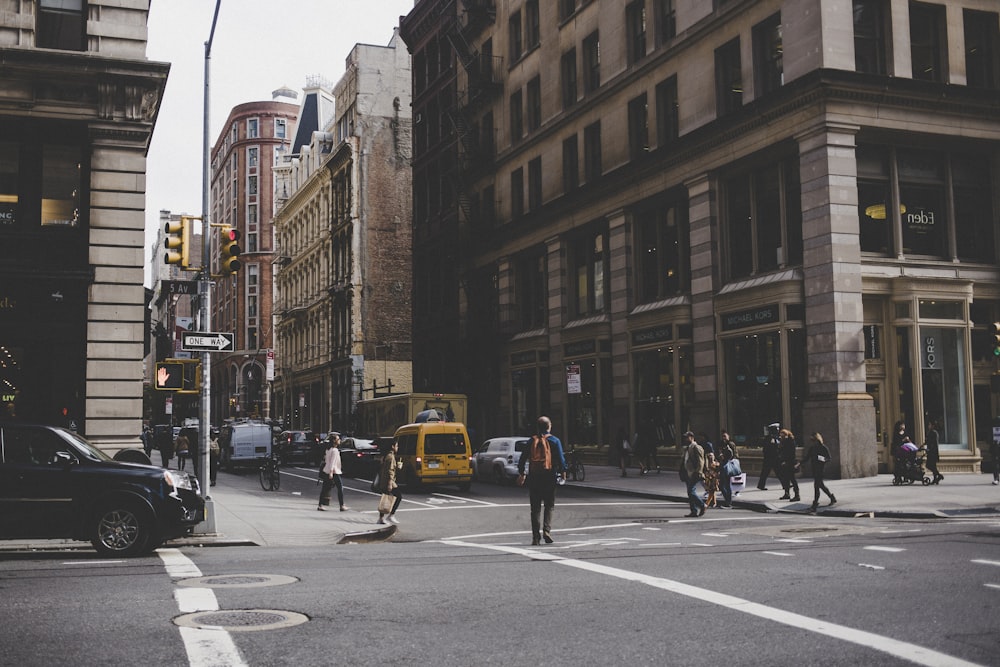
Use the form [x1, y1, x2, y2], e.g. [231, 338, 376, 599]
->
[378, 493, 394, 514]
[724, 458, 742, 477]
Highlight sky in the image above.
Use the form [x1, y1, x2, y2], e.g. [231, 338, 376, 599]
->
[144, 0, 415, 285]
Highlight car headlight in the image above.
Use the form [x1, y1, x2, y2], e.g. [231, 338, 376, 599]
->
[164, 470, 195, 491]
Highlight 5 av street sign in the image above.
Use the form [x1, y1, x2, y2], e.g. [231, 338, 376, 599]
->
[181, 331, 234, 352]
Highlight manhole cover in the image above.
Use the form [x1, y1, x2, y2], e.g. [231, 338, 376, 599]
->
[173, 609, 309, 632]
[177, 574, 298, 589]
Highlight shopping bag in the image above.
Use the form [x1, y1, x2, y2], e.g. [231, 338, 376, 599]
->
[378, 493, 394, 514]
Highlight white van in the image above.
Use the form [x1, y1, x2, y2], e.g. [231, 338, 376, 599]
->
[220, 422, 272, 469]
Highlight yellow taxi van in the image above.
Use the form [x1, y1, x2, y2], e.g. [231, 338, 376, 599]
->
[392, 412, 473, 491]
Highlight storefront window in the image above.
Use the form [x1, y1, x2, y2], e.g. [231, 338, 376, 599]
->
[0, 143, 17, 226]
[41, 144, 81, 227]
[511, 367, 538, 434]
[895, 326, 916, 433]
[634, 194, 687, 303]
[858, 145, 893, 255]
[632, 345, 691, 447]
[919, 327, 968, 448]
[566, 356, 611, 445]
[724, 332, 783, 445]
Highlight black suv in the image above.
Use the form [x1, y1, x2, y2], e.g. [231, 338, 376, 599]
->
[275, 430, 322, 466]
[0, 423, 204, 556]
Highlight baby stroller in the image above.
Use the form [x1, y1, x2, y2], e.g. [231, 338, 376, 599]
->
[892, 443, 931, 485]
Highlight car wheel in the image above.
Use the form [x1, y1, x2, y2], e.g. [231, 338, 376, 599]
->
[493, 466, 506, 485]
[91, 501, 153, 556]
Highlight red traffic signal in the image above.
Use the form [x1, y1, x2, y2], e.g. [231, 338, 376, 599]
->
[219, 225, 242, 274]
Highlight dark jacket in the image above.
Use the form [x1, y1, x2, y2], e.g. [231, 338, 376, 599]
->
[924, 428, 940, 463]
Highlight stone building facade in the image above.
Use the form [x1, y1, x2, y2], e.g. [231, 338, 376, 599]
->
[0, 0, 167, 449]
[272, 31, 413, 434]
[402, 0, 1000, 477]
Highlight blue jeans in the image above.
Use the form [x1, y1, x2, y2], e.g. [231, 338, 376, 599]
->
[687, 480, 706, 514]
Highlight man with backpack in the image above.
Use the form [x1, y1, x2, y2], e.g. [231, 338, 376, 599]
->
[517, 415, 567, 546]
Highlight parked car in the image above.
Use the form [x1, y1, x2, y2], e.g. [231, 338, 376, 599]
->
[338, 437, 380, 479]
[275, 430, 322, 466]
[473, 437, 531, 484]
[0, 423, 204, 556]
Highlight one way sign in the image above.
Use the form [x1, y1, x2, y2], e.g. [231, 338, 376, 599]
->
[181, 331, 235, 352]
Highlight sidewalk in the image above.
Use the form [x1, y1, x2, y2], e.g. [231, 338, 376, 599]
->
[3, 466, 998, 553]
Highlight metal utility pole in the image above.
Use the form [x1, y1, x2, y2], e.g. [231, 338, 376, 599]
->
[195, 0, 223, 534]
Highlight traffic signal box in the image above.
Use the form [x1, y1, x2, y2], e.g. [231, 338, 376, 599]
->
[993, 322, 1000, 358]
[219, 225, 242, 275]
[154, 359, 201, 394]
[163, 217, 190, 268]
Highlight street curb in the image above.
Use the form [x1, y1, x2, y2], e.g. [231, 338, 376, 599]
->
[339, 524, 396, 544]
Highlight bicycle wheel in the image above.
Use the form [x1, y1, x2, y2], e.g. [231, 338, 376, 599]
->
[575, 462, 585, 482]
[269, 464, 281, 491]
[258, 464, 270, 491]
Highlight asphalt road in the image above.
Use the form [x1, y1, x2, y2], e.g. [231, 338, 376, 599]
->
[1, 470, 997, 666]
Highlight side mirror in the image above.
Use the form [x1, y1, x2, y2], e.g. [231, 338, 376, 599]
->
[53, 451, 76, 467]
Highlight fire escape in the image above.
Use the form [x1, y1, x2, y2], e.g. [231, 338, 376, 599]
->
[443, 0, 502, 237]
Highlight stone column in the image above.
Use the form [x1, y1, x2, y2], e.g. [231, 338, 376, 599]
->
[797, 123, 877, 478]
[685, 173, 719, 433]
[607, 209, 631, 437]
[545, 235, 565, 432]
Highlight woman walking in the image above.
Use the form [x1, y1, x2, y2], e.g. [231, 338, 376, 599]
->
[924, 419, 943, 484]
[318, 434, 348, 511]
[804, 432, 836, 512]
[378, 440, 403, 525]
[777, 428, 800, 501]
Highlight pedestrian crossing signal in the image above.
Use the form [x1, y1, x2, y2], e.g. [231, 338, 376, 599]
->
[154, 362, 184, 390]
[992, 322, 1000, 357]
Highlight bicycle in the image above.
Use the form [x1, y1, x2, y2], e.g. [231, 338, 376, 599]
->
[565, 449, 586, 482]
[259, 451, 281, 491]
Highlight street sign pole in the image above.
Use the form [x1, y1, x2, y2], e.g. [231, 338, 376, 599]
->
[195, 0, 222, 536]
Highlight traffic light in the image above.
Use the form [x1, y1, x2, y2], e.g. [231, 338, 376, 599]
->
[992, 322, 1000, 358]
[163, 217, 190, 268]
[154, 362, 184, 390]
[219, 225, 242, 274]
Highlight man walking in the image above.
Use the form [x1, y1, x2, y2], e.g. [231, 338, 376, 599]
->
[682, 431, 706, 517]
[517, 416, 567, 545]
[757, 422, 780, 490]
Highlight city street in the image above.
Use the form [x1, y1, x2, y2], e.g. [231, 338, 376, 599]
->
[0, 467, 997, 666]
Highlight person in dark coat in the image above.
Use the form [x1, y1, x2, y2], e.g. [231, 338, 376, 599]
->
[717, 430, 738, 508]
[777, 428, 800, 501]
[891, 420, 909, 483]
[155, 425, 174, 469]
[923, 419, 942, 484]
[757, 423, 780, 490]
[804, 432, 836, 512]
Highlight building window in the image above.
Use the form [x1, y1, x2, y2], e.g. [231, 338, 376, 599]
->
[633, 344, 692, 448]
[723, 156, 802, 281]
[715, 37, 743, 117]
[583, 31, 601, 94]
[41, 144, 82, 227]
[511, 167, 524, 220]
[510, 89, 523, 143]
[515, 251, 547, 330]
[275, 118, 287, 139]
[753, 13, 783, 96]
[964, 9, 1000, 89]
[910, 1, 947, 82]
[858, 145, 994, 262]
[526, 76, 542, 133]
[528, 156, 542, 211]
[561, 48, 577, 109]
[247, 118, 259, 139]
[525, 0, 540, 49]
[231, 122, 238, 144]
[634, 193, 688, 303]
[583, 122, 602, 183]
[559, 0, 576, 22]
[509, 10, 523, 62]
[627, 94, 649, 161]
[626, 1, 647, 65]
[37, 0, 85, 51]
[0, 142, 18, 226]
[248, 175, 258, 196]
[655, 75, 679, 147]
[854, 0, 891, 75]
[654, 0, 676, 47]
[572, 227, 608, 317]
[562, 134, 579, 193]
[248, 147, 258, 168]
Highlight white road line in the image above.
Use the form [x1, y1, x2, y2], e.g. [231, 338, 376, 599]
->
[438, 521, 641, 541]
[61, 560, 125, 566]
[864, 546, 906, 553]
[702, 533, 731, 537]
[971, 559, 1000, 568]
[776, 538, 812, 543]
[432, 492, 496, 505]
[763, 551, 794, 557]
[985, 583, 1000, 590]
[440, 539, 983, 667]
[158, 549, 248, 667]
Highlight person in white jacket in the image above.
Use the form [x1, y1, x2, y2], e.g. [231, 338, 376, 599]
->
[318, 434, 348, 511]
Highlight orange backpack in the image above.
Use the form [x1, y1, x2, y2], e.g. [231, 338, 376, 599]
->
[529, 434, 552, 471]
